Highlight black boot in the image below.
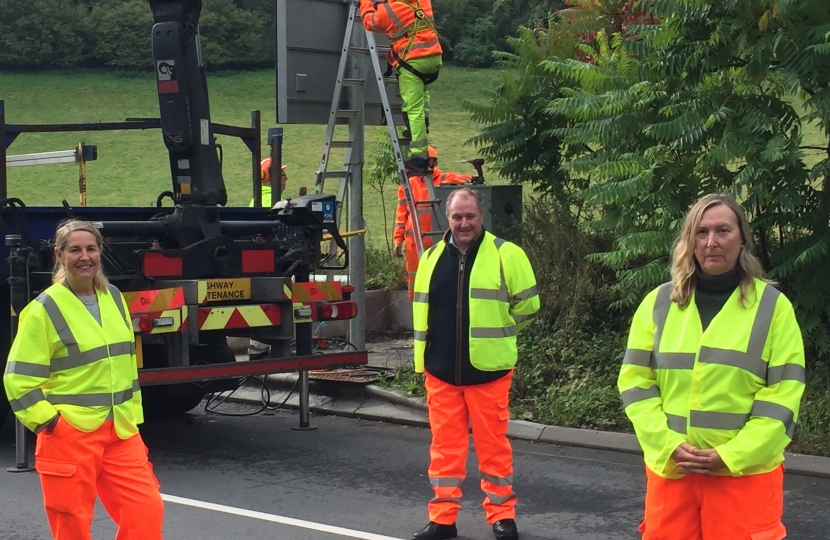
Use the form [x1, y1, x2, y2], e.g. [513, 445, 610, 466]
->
[492, 519, 519, 540]
[411, 521, 458, 540]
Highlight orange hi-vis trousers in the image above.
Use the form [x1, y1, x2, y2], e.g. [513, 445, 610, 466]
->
[424, 373, 516, 525]
[35, 418, 164, 540]
[640, 465, 786, 540]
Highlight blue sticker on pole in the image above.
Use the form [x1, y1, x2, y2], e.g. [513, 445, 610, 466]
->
[322, 200, 335, 223]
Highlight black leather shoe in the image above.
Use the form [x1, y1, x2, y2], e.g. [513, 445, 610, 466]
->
[411, 521, 458, 540]
[492, 519, 519, 540]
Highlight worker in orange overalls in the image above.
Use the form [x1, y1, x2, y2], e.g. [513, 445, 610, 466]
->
[3, 219, 164, 540]
[394, 147, 471, 300]
[360, 0, 442, 174]
[249, 158, 287, 208]
[429, 146, 476, 186]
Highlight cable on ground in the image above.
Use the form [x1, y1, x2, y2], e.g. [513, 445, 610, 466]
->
[204, 375, 299, 417]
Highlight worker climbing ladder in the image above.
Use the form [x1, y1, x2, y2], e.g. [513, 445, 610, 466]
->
[314, 0, 441, 258]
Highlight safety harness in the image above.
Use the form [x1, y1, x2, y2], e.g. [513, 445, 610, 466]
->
[387, 0, 440, 85]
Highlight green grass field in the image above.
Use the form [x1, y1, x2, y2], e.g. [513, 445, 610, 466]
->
[1, 68, 494, 246]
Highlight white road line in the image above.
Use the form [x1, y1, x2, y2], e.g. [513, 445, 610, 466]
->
[161, 494, 406, 540]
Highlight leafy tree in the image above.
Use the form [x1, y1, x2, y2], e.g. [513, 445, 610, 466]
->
[574, 0, 830, 354]
[433, 0, 565, 66]
[0, 0, 89, 69]
[452, 16, 501, 67]
[463, 23, 581, 214]
[199, 0, 269, 67]
[91, 0, 154, 70]
[365, 128, 400, 253]
[557, 0, 655, 37]
[467, 0, 830, 356]
[492, 0, 567, 31]
[432, 0, 493, 61]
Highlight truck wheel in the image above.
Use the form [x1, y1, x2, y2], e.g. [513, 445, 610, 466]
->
[141, 384, 207, 419]
[161, 385, 207, 417]
[140, 339, 237, 419]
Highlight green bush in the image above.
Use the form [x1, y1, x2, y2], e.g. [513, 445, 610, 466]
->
[365, 245, 407, 291]
[0, 0, 273, 70]
[91, 0, 153, 70]
[790, 364, 830, 456]
[509, 198, 631, 428]
[449, 16, 499, 68]
[199, 0, 269, 68]
[0, 0, 89, 69]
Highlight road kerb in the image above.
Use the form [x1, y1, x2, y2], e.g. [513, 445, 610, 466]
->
[229, 377, 830, 479]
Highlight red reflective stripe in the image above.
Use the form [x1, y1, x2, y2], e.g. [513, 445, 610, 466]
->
[143, 252, 182, 277]
[241, 249, 275, 273]
[138, 351, 368, 385]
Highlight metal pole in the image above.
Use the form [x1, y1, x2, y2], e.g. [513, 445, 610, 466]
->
[268, 127, 284, 202]
[1, 100, 7, 200]
[293, 269, 316, 431]
[10, 420, 32, 473]
[6, 234, 34, 472]
[78, 142, 87, 206]
[347, 27, 367, 351]
[251, 111, 261, 207]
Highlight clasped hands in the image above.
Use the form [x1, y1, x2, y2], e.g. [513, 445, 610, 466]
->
[672, 442, 725, 475]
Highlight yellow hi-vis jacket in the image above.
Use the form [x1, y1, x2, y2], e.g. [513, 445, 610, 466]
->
[412, 231, 540, 372]
[3, 282, 142, 438]
[619, 279, 805, 478]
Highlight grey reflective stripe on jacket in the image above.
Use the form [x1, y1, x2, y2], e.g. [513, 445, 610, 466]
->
[8, 388, 45, 412]
[651, 283, 787, 385]
[650, 283, 693, 370]
[45, 379, 140, 408]
[37, 291, 134, 373]
[698, 285, 780, 379]
[108, 284, 133, 332]
[469, 237, 519, 338]
[620, 385, 660, 408]
[647, 282, 799, 436]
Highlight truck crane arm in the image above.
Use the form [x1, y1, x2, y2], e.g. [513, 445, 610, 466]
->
[149, 0, 226, 206]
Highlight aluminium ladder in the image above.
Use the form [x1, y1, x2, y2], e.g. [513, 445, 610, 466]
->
[314, 0, 442, 258]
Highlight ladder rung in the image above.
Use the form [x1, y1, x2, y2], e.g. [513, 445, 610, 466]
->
[383, 77, 398, 85]
[342, 78, 364, 86]
[349, 45, 390, 57]
[423, 231, 445, 236]
[336, 109, 359, 118]
[414, 199, 441, 205]
[323, 171, 350, 179]
[330, 140, 353, 148]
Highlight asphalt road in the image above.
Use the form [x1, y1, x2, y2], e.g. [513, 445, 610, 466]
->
[2, 403, 830, 540]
